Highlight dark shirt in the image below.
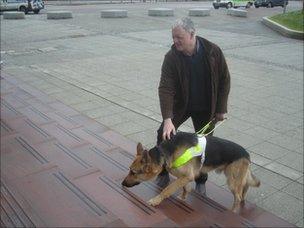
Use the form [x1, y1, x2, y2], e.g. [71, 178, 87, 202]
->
[184, 39, 211, 112]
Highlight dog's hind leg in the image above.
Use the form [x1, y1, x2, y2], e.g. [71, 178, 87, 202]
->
[231, 187, 243, 212]
[227, 175, 245, 212]
[241, 169, 260, 203]
[241, 183, 249, 203]
[225, 159, 249, 212]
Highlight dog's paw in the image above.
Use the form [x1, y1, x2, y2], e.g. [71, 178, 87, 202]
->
[148, 196, 162, 206]
[178, 194, 186, 201]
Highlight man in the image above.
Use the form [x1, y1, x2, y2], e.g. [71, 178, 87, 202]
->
[156, 17, 231, 192]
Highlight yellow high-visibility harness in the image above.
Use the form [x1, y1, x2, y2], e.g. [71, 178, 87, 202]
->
[171, 118, 226, 169]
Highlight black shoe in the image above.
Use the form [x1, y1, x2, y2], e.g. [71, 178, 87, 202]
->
[195, 173, 208, 195]
[156, 169, 170, 188]
[195, 183, 207, 196]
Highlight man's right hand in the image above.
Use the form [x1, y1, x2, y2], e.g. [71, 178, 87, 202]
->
[162, 118, 176, 141]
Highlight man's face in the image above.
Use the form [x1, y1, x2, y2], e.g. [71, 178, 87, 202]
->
[172, 26, 194, 54]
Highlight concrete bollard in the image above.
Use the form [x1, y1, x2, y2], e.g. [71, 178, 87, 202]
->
[227, 8, 247, 17]
[188, 8, 211, 17]
[47, 11, 73, 20]
[100, 10, 128, 18]
[3, 12, 25, 19]
[148, 8, 174, 17]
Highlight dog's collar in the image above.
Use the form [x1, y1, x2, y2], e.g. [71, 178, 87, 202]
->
[171, 136, 206, 169]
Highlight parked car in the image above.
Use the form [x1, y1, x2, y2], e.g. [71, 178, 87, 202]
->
[213, 0, 253, 9]
[254, 0, 288, 8]
[31, 0, 44, 13]
[0, 0, 44, 14]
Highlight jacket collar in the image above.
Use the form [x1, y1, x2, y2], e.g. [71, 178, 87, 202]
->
[171, 36, 215, 57]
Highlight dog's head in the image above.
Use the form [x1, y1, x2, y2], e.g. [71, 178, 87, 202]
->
[122, 143, 163, 187]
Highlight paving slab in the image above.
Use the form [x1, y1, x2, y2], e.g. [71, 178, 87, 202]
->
[258, 191, 303, 225]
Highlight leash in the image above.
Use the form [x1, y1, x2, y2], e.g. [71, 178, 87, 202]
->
[196, 117, 227, 136]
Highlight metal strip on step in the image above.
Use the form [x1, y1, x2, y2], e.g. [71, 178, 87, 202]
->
[16, 136, 49, 164]
[99, 176, 156, 215]
[53, 172, 107, 216]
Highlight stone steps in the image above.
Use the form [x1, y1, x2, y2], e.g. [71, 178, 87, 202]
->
[0, 74, 295, 227]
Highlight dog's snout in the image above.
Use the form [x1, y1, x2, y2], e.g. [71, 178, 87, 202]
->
[121, 179, 140, 188]
[121, 179, 128, 186]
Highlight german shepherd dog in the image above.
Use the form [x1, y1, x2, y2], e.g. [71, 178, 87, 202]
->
[122, 132, 260, 212]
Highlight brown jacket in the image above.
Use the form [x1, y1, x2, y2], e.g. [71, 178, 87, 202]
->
[158, 36, 230, 123]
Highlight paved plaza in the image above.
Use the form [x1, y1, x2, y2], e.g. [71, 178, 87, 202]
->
[1, 1, 303, 226]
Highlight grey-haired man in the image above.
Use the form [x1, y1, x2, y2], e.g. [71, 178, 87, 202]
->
[156, 17, 231, 192]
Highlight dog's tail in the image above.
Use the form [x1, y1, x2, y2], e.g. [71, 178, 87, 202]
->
[246, 169, 260, 187]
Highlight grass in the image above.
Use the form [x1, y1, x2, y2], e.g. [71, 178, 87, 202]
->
[270, 10, 304, 32]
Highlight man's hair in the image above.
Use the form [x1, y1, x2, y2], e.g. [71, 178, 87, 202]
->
[172, 17, 195, 34]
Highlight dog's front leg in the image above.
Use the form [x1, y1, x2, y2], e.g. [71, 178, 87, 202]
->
[179, 183, 191, 200]
[148, 176, 191, 206]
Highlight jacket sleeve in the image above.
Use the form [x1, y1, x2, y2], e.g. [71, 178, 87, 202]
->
[216, 48, 230, 114]
[158, 53, 177, 120]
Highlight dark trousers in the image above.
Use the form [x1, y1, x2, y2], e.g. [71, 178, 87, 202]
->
[156, 110, 214, 185]
[157, 110, 213, 145]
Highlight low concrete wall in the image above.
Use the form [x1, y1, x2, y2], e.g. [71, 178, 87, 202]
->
[188, 8, 210, 17]
[148, 8, 174, 17]
[47, 11, 73, 19]
[3, 12, 25, 19]
[227, 8, 247, 17]
[262, 17, 304, 40]
[101, 9, 128, 18]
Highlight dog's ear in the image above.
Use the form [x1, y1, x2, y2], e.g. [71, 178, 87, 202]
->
[137, 143, 144, 155]
[142, 155, 152, 172]
[142, 150, 151, 164]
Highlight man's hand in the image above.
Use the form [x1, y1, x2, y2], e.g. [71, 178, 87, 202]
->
[162, 118, 176, 141]
[215, 113, 226, 122]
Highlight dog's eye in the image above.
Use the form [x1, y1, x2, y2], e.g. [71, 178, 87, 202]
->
[130, 169, 137, 175]
[130, 169, 143, 175]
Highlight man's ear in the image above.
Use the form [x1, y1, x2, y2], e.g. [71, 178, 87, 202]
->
[137, 143, 143, 155]
[191, 31, 196, 39]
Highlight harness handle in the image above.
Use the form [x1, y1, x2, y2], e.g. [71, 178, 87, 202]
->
[196, 118, 227, 136]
